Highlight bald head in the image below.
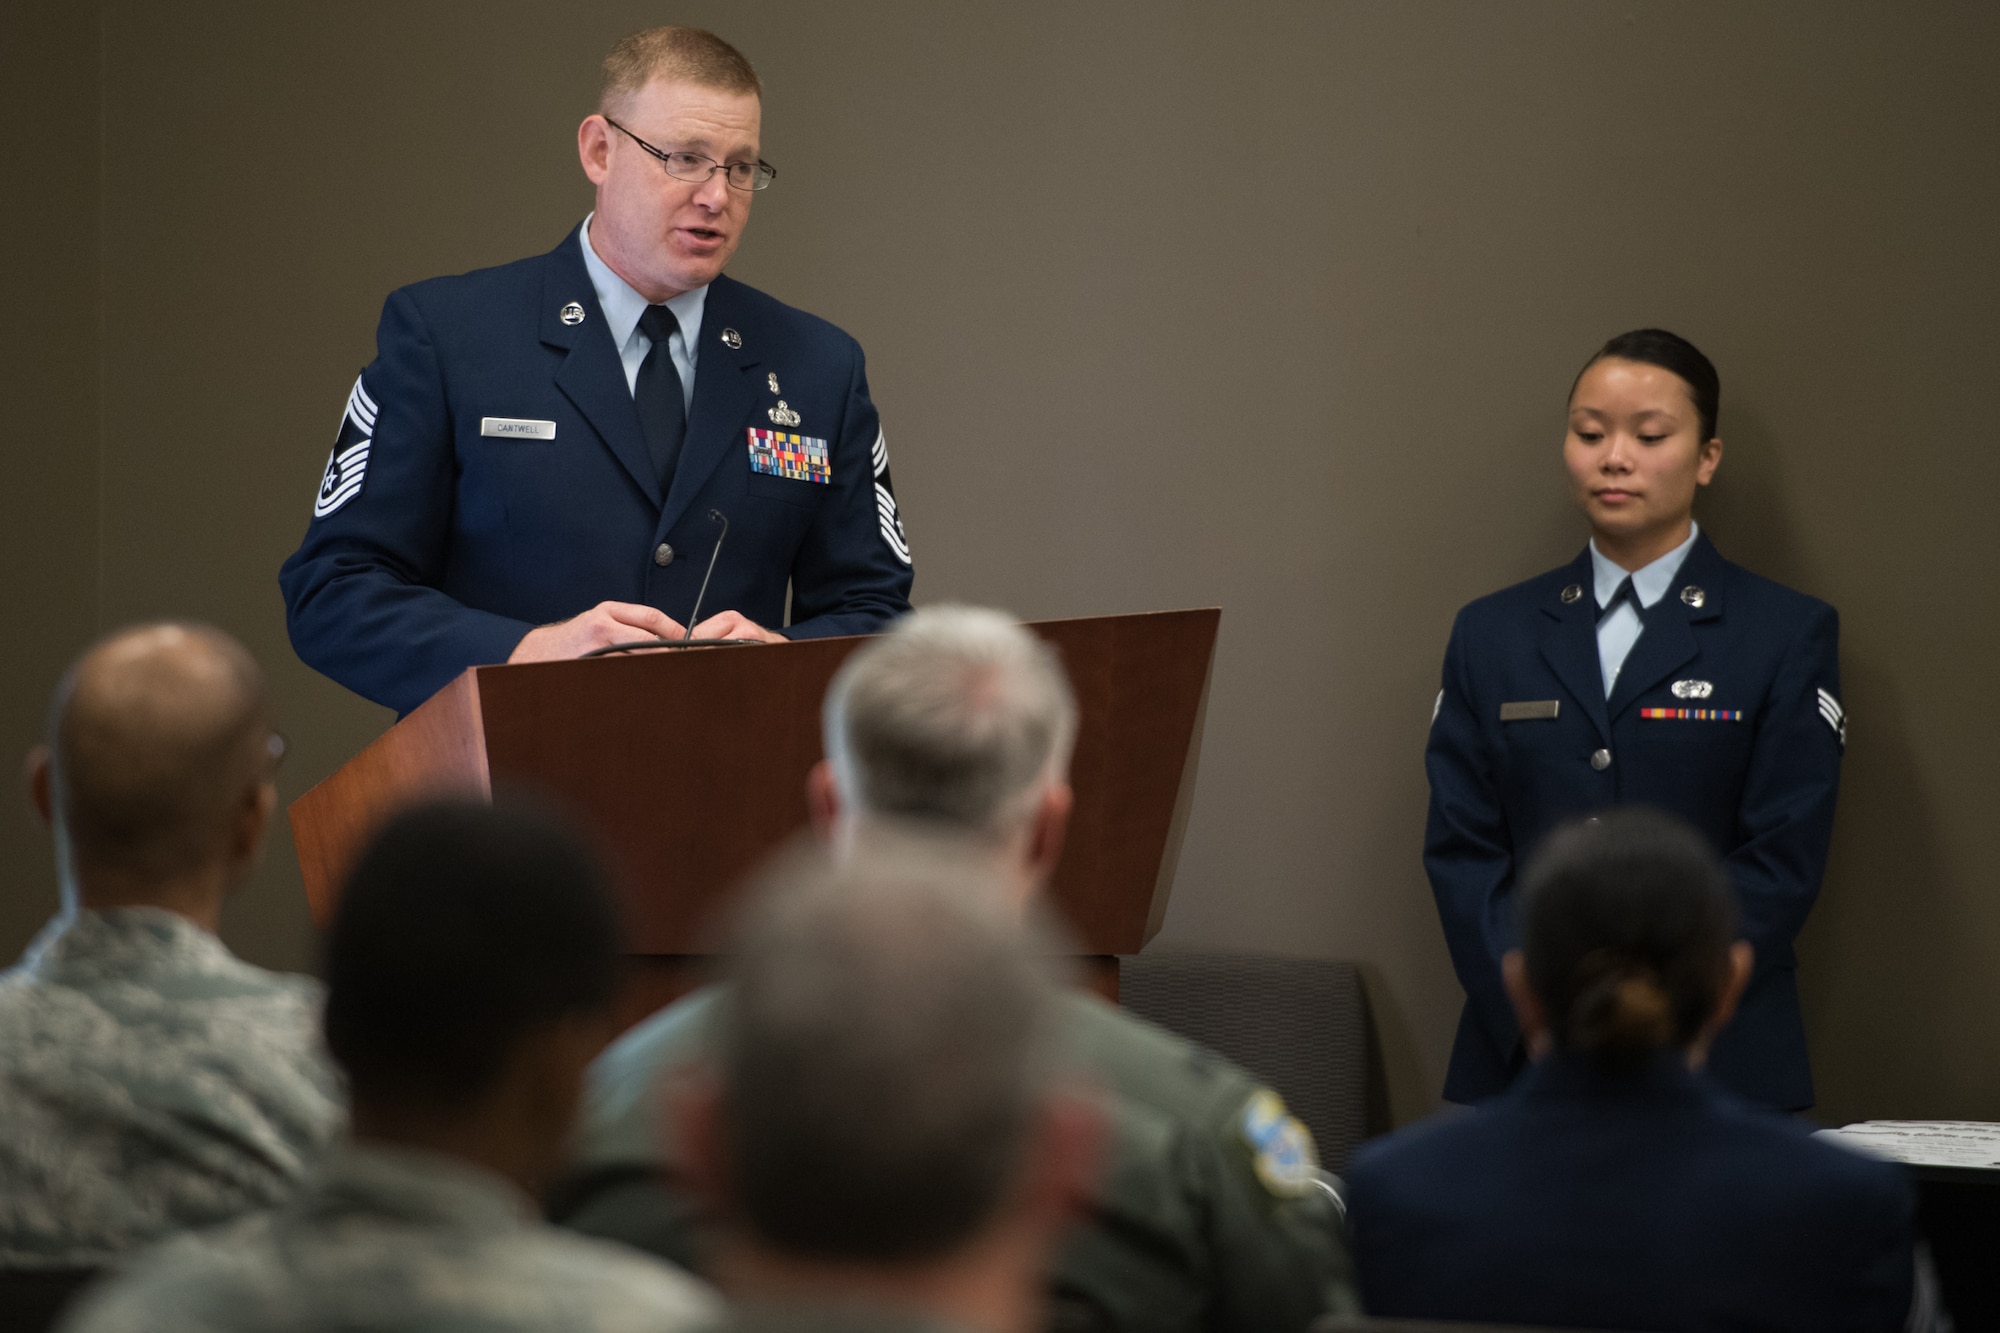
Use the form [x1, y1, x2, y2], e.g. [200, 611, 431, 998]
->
[42, 624, 273, 895]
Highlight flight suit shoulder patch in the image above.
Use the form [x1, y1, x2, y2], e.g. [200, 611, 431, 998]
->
[1238, 1088, 1319, 1198]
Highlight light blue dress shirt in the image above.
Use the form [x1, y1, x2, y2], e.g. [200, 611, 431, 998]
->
[580, 212, 705, 415]
[1589, 522, 1700, 697]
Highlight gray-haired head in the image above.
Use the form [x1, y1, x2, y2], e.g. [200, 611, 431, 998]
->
[821, 605, 1078, 842]
[715, 839, 1065, 1262]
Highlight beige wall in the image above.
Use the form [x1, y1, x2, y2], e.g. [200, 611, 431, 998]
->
[5, 1, 1996, 1128]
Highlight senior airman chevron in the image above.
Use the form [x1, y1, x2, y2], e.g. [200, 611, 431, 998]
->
[1640, 708, 1744, 721]
[746, 427, 830, 484]
[1818, 687, 1847, 747]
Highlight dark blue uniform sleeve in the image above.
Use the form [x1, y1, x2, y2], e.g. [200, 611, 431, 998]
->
[1725, 603, 1842, 972]
[780, 341, 913, 640]
[279, 291, 535, 715]
[1423, 612, 1521, 1062]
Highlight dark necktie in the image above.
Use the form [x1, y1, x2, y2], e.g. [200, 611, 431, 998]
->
[635, 305, 687, 493]
[1598, 576, 1638, 623]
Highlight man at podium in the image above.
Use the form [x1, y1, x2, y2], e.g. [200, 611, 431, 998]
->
[280, 26, 914, 715]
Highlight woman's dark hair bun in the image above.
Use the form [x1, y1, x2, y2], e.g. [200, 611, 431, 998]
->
[1520, 809, 1735, 1069]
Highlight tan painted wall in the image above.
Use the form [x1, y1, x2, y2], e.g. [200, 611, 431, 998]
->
[5, 1, 1995, 1128]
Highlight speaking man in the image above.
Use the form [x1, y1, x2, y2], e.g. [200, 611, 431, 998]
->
[281, 27, 914, 716]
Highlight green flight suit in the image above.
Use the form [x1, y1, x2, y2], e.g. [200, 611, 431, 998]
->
[555, 985, 1358, 1333]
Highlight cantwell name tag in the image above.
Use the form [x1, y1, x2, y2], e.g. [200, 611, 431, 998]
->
[480, 417, 557, 440]
[1499, 700, 1561, 721]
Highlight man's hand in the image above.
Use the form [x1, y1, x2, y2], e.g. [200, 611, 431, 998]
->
[690, 611, 787, 643]
[508, 602, 688, 662]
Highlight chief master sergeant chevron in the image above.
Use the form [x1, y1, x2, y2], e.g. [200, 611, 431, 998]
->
[280, 27, 913, 716]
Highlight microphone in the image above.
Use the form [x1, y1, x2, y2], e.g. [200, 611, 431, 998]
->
[578, 509, 762, 657]
[683, 509, 729, 640]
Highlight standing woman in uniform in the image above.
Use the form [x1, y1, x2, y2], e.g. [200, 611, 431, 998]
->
[1424, 328, 1846, 1112]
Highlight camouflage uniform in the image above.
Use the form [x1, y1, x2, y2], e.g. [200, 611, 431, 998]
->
[0, 907, 343, 1269]
[556, 987, 1359, 1333]
[60, 1142, 721, 1333]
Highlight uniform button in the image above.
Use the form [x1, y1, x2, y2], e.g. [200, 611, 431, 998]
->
[653, 543, 675, 567]
[1590, 748, 1612, 771]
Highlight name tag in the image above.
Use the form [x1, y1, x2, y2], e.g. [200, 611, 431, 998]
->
[1500, 700, 1561, 721]
[480, 417, 557, 440]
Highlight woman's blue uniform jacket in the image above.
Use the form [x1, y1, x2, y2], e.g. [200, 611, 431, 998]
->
[1346, 1052, 1913, 1329]
[279, 227, 914, 716]
[1424, 534, 1843, 1110]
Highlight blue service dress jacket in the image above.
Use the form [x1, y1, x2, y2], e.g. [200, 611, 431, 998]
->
[1345, 1052, 1914, 1330]
[279, 226, 914, 716]
[1425, 534, 1843, 1110]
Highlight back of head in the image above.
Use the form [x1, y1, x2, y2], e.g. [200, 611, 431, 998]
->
[1577, 327, 1721, 442]
[1520, 809, 1736, 1069]
[600, 25, 760, 115]
[822, 605, 1078, 840]
[323, 799, 622, 1108]
[717, 842, 1062, 1263]
[49, 622, 271, 886]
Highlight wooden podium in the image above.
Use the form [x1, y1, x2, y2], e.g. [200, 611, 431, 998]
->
[290, 608, 1218, 1015]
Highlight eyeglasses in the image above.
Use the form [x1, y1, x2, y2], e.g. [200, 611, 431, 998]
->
[604, 118, 776, 192]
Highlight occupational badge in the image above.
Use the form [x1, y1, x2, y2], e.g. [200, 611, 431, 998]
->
[1670, 679, 1714, 700]
[767, 399, 802, 428]
[313, 375, 375, 519]
[747, 428, 830, 484]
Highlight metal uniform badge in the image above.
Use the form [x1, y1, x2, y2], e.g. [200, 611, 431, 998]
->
[1240, 1089, 1318, 1198]
[1671, 679, 1714, 699]
[559, 301, 586, 326]
[720, 327, 743, 349]
[767, 372, 781, 394]
[768, 400, 802, 428]
[1560, 584, 1583, 604]
[1680, 585, 1706, 608]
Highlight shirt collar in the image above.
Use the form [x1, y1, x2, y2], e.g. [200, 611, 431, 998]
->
[316, 1141, 537, 1235]
[11, 906, 231, 986]
[1590, 521, 1700, 610]
[579, 214, 708, 354]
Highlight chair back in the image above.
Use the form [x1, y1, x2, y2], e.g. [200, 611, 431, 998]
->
[1119, 952, 1381, 1170]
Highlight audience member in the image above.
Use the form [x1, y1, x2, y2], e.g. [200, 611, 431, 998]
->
[1346, 808, 1916, 1330]
[680, 842, 1096, 1333]
[556, 605, 1358, 1331]
[61, 800, 717, 1333]
[0, 625, 341, 1291]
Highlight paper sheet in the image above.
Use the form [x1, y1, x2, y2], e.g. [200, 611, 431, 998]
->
[1818, 1121, 2000, 1169]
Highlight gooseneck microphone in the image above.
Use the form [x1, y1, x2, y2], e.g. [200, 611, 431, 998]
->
[580, 508, 763, 657]
[683, 509, 729, 640]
